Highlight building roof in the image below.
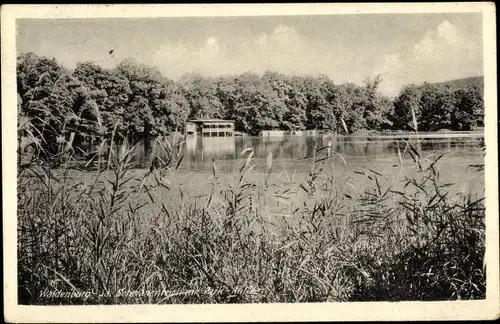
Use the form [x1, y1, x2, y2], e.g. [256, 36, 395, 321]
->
[187, 119, 234, 124]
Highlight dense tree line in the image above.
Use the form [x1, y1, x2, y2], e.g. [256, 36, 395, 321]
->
[17, 52, 484, 157]
[392, 81, 484, 132]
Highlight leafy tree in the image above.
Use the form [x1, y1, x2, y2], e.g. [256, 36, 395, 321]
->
[362, 76, 393, 130]
[281, 76, 308, 131]
[262, 71, 309, 131]
[317, 77, 340, 131]
[343, 85, 368, 132]
[329, 86, 353, 132]
[214, 75, 239, 121]
[73, 61, 132, 149]
[376, 96, 395, 130]
[17, 53, 87, 159]
[393, 85, 422, 131]
[301, 76, 326, 130]
[228, 73, 285, 135]
[451, 85, 484, 130]
[180, 73, 224, 119]
[115, 58, 190, 155]
[419, 83, 453, 131]
[224, 73, 260, 133]
[157, 82, 191, 133]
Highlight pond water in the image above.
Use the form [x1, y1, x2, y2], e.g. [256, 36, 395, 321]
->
[113, 134, 484, 201]
[124, 135, 483, 188]
[65, 134, 485, 209]
[164, 135, 484, 171]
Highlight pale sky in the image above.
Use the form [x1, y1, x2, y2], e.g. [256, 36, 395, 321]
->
[16, 13, 483, 96]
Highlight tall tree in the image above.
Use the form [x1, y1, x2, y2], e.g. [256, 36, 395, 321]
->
[451, 84, 484, 130]
[115, 58, 190, 156]
[229, 73, 285, 135]
[262, 71, 307, 131]
[419, 83, 453, 131]
[393, 85, 421, 131]
[281, 76, 308, 131]
[73, 61, 132, 146]
[361, 76, 393, 130]
[180, 73, 224, 119]
[17, 52, 87, 159]
[343, 85, 368, 132]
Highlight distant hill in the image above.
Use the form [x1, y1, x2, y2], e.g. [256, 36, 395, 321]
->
[426, 76, 484, 91]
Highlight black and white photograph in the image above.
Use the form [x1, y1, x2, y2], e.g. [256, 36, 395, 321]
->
[2, 3, 498, 322]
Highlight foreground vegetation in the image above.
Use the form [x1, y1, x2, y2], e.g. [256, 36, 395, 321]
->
[17, 130, 486, 304]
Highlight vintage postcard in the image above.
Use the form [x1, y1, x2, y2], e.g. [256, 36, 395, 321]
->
[2, 3, 498, 322]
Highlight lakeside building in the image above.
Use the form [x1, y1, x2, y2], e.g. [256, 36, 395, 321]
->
[184, 119, 236, 162]
[185, 119, 235, 138]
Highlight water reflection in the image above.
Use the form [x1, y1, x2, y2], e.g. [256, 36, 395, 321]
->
[185, 136, 236, 169]
[131, 135, 483, 171]
[229, 136, 482, 160]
